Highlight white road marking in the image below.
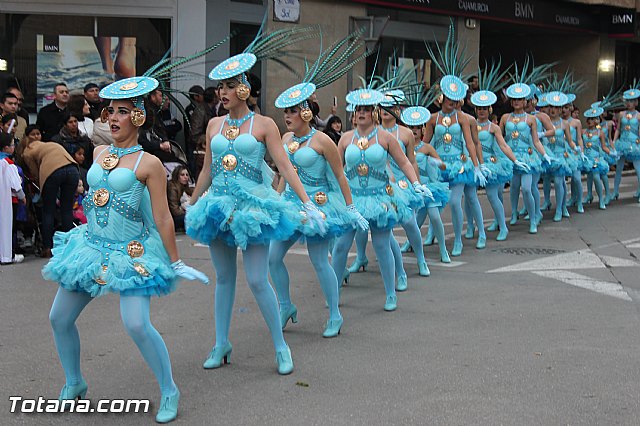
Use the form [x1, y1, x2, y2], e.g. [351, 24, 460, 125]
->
[531, 270, 632, 301]
[487, 249, 637, 273]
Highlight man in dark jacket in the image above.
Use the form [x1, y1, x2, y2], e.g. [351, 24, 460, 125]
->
[36, 83, 69, 141]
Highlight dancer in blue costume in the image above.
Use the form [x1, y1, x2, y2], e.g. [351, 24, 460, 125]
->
[423, 23, 487, 257]
[542, 91, 580, 222]
[538, 92, 556, 212]
[400, 86, 452, 263]
[499, 67, 551, 235]
[187, 24, 326, 375]
[379, 90, 432, 282]
[563, 99, 586, 213]
[580, 105, 611, 210]
[44, 70, 210, 423]
[268, 32, 370, 338]
[612, 81, 640, 203]
[331, 86, 432, 312]
[471, 61, 534, 241]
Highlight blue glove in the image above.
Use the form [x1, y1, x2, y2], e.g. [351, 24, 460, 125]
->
[479, 163, 493, 178]
[543, 154, 554, 165]
[302, 201, 328, 234]
[171, 260, 209, 284]
[537, 131, 546, 140]
[581, 152, 588, 162]
[427, 156, 444, 169]
[347, 204, 369, 231]
[473, 166, 487, 187]
[610, 149, 619, 159]
[514, 160, 531, 173]
[412, 181, 434, 201]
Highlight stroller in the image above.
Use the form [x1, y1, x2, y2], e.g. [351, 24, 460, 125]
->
[20, 175, 44, 257]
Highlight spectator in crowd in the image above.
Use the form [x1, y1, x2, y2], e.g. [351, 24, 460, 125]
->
[1, 132, 26, 264]
[246, 73, 262, 114]
[14, 125, 41, 170]
[72, 145, 89, 192]
[148, 89, 182, 142]
[571, 107, 580, 120]
[323, 115, 343, 145]
[68, 94, 94, 139]
[186, 85, 209, 174]
[490, 113, 499, 125]
[36, 83, 69, 141]
[72, 179, 87, 225]
[7, 87, 29, 125]
[91, 106, 114, 147]
[206, 86, 223, 117]
[185, 85, 204, 122]
[52, 112, 93, 169]
[83, 83, 103, 120]
[308, 92, 336, 130]
[428, 91, 443, 114]
[462, 76, 478, 117]
[167, 165, 193, 231]
[1, 93, 27, 140]
[20, 129, 79, 258]
[493, 75, 513, 119]
[138, 98, 175, 163]
[2, 113, 20, 144]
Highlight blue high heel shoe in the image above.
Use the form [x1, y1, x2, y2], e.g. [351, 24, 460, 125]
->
[553, 210, 563, 222]
[423, 231, 434, 246]
[203, 342, 232, 369]
[496, 228, 508, 241]
[384, 294, 397, 311]
[486, 220, 498, 232]
[322, 317, 343, 338]
[59, 380, 87, 400]
[599, 200, 606, 210]
[440, 249, 451, 264]
[451, 240, 463, 257]
[155, 389, 180, 423]
[400, 240, 412, 253]
[562, 206, 570, 218]
[275, 346, 294, 375]
[342, 269, 350, 286]
[577, 203, 584, 214]
[279, 304, 298, 330]
[464, 225, 475, 239]
[418, 260, 431, 277]
[518, 207, 527, 217]
[541, 200, 552, 211]
[396, 273, 408, 292]
[347, 257, 368, 273]
[583, 195, 593, 204]
[476, 235, 486, 249]
[509, 213, 518, 225]
[529, 222, 538, 234]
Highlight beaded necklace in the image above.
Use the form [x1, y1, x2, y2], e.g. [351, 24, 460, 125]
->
[287, 128, 316, 154]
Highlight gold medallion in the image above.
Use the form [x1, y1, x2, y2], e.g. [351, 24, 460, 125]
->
[120, 81, 138, 91]
[490, 156, 497, 163]
[133, 262, 150, 277]
[101, 153, 119, 170]
[385, 184, 394, 196]
[549, 137, 556, 144]
[460, 154, 467, 162]
[636, 138, 640, 145]
[441, 116, 451, 127]
[626, 113, 633, 120]
[93, 188, 110, 207]
[443, 133, 452, 143]
[95, 265, 108, 285]
[127, 240, 145, 258]
[356, 137, 369, 150]
[625, 125, 631, 131]
[398, 180, 409, 189]
[357, 163, 369, 176]
[511, 131, 519, 139]
[586, 142, 593, 148]
[477, 125, 482, 132]
[564, 151, 569, 158]
[513, 117, 520, 124]
[287, 141, 300, 154]
[587, 133, 593, 139]
[596, 125, 602, 130]
[222, 154, 238, 171]
[224, 126, 240, 140]
[528, 147, 533, 154]
[314, 191, 328, 205]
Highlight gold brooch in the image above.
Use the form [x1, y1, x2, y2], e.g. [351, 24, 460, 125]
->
[385, 184, 394, 196]
[222, 154, 238, 171]
[224, 126, 240, 140]
[398, 180, 409, 189]
[564, 151, 569, 158]
[127, 240, 145, 258]
[314, 191, 328, 205]
[528, 147, 533, 154]
[625, 125, 631, 131]
[287, 141, 300, 154]
[133, 262, 150, 277]
[586, 142, 592, 148]
[626, 113, 633, 120]
[356, 137, 369, 150]
[441, 116, 451, 127]
[357, 163, 369, 176]
[490, 156, 497, 163]
[101, 153, 119, 170]
[443, 133, 452, 143]
[511, 131, 519, 139]
[93, 188, 110, 207]
[460, 154, 467, 162]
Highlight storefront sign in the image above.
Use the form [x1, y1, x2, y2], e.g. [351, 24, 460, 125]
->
[352, 0, 632, 34]
[273, 0, 300, 23]
[608, 9, 636, 37]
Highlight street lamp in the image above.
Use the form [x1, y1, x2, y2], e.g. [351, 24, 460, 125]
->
[598, 59, 614, 73]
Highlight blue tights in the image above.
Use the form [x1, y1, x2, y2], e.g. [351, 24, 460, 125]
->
[209, 240, 287, 352]
[463, 184, 486, 239]
[509, 173, 535, 225]
[543, 174, 552, 208]
[449, 183, 465, 246]
[416, 206, 448, 258]
[570, 170, 584, 207]
[269, 238, 341, 321]
[614, 157, 640, 196]
[332, 227, 396, 297]
[531, 173, 541, 220]
[50, 288, 177, 394]
[485, 184, 507, 233]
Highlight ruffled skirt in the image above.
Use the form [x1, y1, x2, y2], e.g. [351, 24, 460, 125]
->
[512, 149, 543, 175]
[42, 226, 176, 298]
[581, 151, 610, 174]
[438, 153, 475, 185]
[616, 134, 640, 161]
[186, 180, 307, 249]
[350, 183, 414, 229]
[425, 181, 450, 208]
[483, 154, 514, 185]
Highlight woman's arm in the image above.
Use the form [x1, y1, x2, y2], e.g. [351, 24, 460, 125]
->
[399, 126, 420, 180]
[383, 130, 419, 183]
[459, 114, 479, 167]
[612, 113, 621, 143]
[537, 112, 555, 137]
[141, 155, 179, 262]
[318, 133, 353, 205]
[418, 143, 446, 169]
[599, 131, 610, 154]
[190, 117, 217, 204]
[529, 117, 546, 155]
[564, 122, 576, 149]
[492, 124, 519, 161]
[261, 116, 310, 203]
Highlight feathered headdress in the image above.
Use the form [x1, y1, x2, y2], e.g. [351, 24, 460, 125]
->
[623, 78, 640, 100]
[471, 58, 510, 106]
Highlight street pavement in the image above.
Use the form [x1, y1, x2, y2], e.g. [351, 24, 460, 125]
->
[2, 173, 640, 425]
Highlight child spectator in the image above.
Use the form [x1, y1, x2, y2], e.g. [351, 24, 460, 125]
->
[0, 133, 25, 264]
[72, 145, 89, 192]
[72, 179, 87, 225]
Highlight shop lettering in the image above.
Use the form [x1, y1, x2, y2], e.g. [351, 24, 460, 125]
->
[406, 0, 429, 3]
[555, 15, 579, 25]
[612, 14, 633, 24]
[514, 2, 534, 19]
[44, 45, 59, 52]
[458, 1, 489, 13]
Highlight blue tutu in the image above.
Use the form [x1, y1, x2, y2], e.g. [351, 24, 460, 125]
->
[186, 180, 307, 249]
[350, 183, 414, 229]
[426, 181, 450, 208]
[438, 153, 475, 185]
[283, 189, 357, 242]
[565, 148, 581, 173]
[512, 149, 543, 175]
[43, 226, 176, 298]
[392, 180, 425, 210]
[616, 135, 640, 161]
[483, 154, 514, 185]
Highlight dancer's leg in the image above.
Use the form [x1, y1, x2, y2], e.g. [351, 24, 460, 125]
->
[613, 157, 625, 196]
[531, 172, 542, 222]
[464, 184, 486, 242]
[268, 239, 297, 311]
[120, 295, 177, 395]
[390, 235, 406, 278]
[593, 173, 605, 209]
[208, 240, 238, 347]
[553, 175, 565, 220]
[332, 229, 356, 284]
[542, 174, 552, 209]
[463, 195, 475, 238]
[49, 287, 93, 386]
[402, 213, 426, 263]
[370, 227, 396, 297]
[449, 184, 465, 255]
[572, 170, 584, 212]
[585, 173, 594, 202]
[509, 174, 523, 224]
[520, 173, 536, 232]
[486, 184, 507, 239]
[347, 229, 369, 272]
[307, 239, 342, 321]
